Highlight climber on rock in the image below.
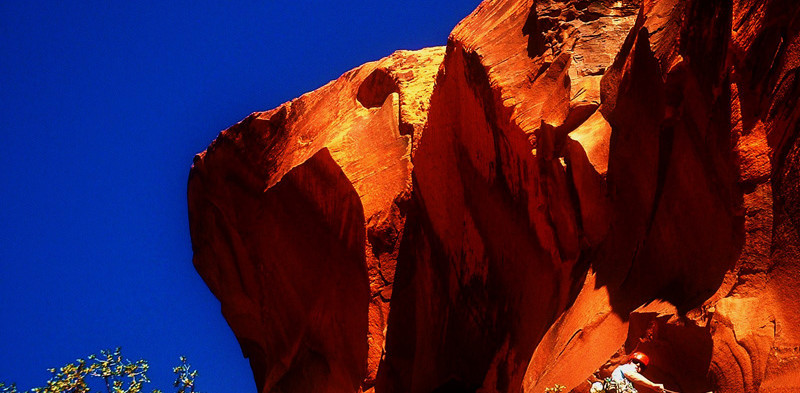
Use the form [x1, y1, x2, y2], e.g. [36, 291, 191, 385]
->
[590, 352, 668, 393]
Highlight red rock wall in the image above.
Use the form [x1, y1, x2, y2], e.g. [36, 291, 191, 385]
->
[187, 0, 800, 392]
[188, 49, 444, 392]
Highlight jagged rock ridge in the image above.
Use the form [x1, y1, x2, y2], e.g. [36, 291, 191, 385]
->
[187, 0, 800, 392]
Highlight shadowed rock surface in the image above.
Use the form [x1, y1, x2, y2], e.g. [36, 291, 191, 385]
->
[188, 48, 444, 392]
[188, 0, 800, 392]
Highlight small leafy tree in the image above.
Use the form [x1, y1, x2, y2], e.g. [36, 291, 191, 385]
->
[2, 349, 200, 393]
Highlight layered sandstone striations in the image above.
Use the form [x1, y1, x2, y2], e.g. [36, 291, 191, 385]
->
[188, 0, 800, 392]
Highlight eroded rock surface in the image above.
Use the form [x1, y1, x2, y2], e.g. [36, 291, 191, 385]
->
[189, 48, 444, 392]
[188, 0, 800, 392]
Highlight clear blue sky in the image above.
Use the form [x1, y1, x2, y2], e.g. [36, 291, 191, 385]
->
[0, 1, 480, 392]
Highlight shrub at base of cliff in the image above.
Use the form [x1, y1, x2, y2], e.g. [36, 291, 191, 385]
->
[1, 348, 200, 393]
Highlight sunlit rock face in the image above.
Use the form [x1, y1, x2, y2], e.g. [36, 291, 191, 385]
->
[188, 48, 444, 393]
[188, 0, 800, 392]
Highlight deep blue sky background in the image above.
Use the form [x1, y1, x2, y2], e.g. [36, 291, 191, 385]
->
[0, 1, 480, 392]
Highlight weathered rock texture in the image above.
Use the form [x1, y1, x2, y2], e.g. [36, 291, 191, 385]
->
[187, 0, 800, 392]
[188, 48, 444, 392]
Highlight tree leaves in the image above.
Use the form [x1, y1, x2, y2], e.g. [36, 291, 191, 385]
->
[2, 349, 200, 393]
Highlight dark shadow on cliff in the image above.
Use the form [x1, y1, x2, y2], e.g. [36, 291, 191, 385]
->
[580, 2, 743, 389]
[593, 0, 742, 316]
[189, 147, 370, 393]
[523, 3, 546, 58]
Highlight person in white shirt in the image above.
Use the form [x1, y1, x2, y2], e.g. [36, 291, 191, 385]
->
[591, 352, 667, 393]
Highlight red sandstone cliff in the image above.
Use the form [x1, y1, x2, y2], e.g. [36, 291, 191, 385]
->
[187, 0, 800, 392]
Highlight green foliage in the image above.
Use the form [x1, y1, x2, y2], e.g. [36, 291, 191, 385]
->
[2, 349, 200, 393]
[171, 357, 197, 393]
[0, 383, 18, 393]
[544, 384, 566, 393]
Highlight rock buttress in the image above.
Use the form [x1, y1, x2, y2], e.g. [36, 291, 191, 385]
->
[377, 1, 639, 392]
[188, 48, 444, 392]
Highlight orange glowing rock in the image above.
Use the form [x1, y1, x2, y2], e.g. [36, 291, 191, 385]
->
[524, 0, 800, 391]
[188, 0, 800, 392]
[188, 48, 444, 392]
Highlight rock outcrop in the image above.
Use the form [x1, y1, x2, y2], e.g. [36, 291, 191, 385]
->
[188, 48, 444, 392]
[187, 0, 800, 392]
